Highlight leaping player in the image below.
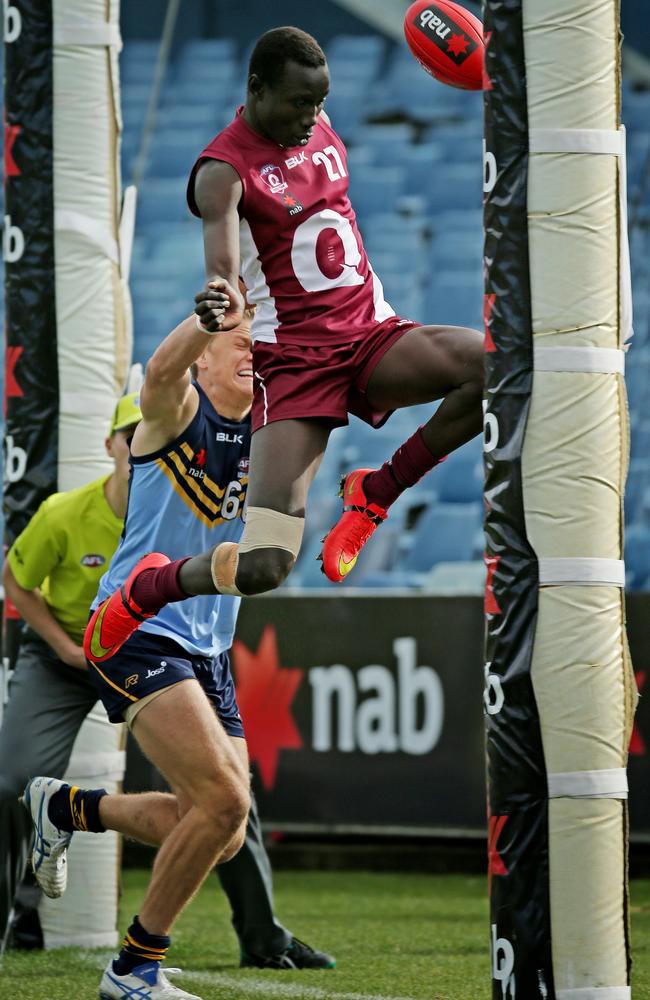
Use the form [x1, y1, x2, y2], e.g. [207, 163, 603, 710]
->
[83, 26, 483, 656]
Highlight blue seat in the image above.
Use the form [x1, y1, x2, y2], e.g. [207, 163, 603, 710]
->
[356, 124, 415, 161]
[425, 163, 483, 212]
[178, 38, 238, 64]
[121, 42, 159, 85]
[436, 446, 483, 503]
[136, 177, 192, 227]
[423, 270, 482, 329]
[348, 166, 405, 222]
[324, 87, 369, 141]
[327, 55, 381, 90]
[625, 458, 650, 521]
[626, 348, 650, 409]
[172, 58, 237, 90]
[147, 130, 204, 179]
[362, 211, 431, 241]
[392, 142, 444, 185]
[403, 502, 483, 572]
[434, 209, 483, 235]
[379, 278, 423, 322]
[327, 34, 385, 66]
[430, 231, 483, 277]
[625, 524, 650, 589]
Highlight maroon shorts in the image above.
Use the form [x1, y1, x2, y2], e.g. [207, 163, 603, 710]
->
[251, 316, 420, 434]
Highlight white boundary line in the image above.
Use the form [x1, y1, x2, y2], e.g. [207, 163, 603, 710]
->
[183, 970, 422, 1000]
[77, 952, 421, 1000]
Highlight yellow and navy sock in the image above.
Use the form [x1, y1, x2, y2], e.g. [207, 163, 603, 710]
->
[47, 783, 107, 833]
[113, 915, 170, 976]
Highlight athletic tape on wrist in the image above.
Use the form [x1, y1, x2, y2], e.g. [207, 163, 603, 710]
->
[239, 506, 305, 559]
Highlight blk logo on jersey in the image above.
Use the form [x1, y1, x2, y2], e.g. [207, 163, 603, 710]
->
[413, 6, 478, 65]
[285, 151, 307, 169]
[259, 163, 287, 194]
[81, 553, 106, 568]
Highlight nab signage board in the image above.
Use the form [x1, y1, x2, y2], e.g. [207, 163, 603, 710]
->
[233, 594, 487, 833]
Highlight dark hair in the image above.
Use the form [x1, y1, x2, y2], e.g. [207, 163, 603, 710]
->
[248, 26, 326, 89]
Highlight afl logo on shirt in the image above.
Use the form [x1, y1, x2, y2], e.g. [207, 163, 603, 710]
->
[259, 163, 288, 195]
[81, 553, 106, 568]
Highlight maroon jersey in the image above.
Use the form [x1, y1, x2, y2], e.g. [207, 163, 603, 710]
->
[187, 108, 395, 346]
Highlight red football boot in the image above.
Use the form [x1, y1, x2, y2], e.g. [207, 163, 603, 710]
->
[319, 469, 388, 583]
[84, 552, 170, 663]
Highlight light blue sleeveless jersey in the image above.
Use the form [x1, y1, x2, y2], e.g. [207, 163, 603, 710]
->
[94, 384, 250, 657]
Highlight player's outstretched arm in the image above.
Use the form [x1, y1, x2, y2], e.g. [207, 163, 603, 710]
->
[136, 285, 236, 454]
[194, 159, 245, 332]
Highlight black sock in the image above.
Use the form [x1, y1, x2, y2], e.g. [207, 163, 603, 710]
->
[113, 915, 170, 976]
[47, 784, 107, 833]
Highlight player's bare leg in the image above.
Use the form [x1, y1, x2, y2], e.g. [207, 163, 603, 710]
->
[321, 324, 483, 581]
[365, 324, 484, 453]
[118, 683, 250, 934]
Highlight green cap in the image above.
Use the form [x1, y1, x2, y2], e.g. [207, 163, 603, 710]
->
[109, 391, 142, 435]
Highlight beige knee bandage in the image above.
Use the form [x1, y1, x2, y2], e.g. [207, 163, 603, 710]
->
[238, 506, 305, 558]
[210, 508, 305, 596]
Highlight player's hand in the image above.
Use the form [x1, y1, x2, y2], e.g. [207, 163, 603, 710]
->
[194, 278, 244, 333]
[59, 643, 89, 671]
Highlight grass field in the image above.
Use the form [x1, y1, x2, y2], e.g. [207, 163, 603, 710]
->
[2, 870, 650, 1000]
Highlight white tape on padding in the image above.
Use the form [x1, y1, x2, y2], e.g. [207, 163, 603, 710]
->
[54, 20, 122, 48]
[539, 558, 625, 587]
[548, 768, 628, 800]
[66, 750, 126, 780]
[557, 988, 630, 1000]
[529, 128, 624, 155]
[55, 210, 120, 264]
[534, 346, 625, 374]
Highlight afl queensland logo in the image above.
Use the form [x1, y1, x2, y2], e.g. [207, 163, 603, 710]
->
[260, 163, 288, 195]
[81, 553, 106, 568]
[238, 457, 250, 479]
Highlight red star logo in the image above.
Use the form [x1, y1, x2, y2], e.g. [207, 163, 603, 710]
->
[4, 118, 21, 181]
[488, 812, 509, 892]
[446, 33, 470, 57]
[4, 344, 24, 416]
[630, 671, 646, 755]
[484, 293, 496, 352]
[484, 553, 502, 615]
[194, 448, 206, 467]
[482, 31, 493, 91]
[232, 626, 304, 790]
[283, 195, 297, 207]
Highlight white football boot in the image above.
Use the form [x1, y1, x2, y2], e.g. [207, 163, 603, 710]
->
[22, 776, 73, 898]
[99, 961, 203, 999]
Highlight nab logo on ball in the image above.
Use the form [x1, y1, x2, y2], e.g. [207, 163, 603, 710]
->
[404, 0, 484, 91]
[415, 6, 477, 65]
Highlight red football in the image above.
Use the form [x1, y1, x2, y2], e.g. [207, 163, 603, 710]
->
[403, 0, 484, 91]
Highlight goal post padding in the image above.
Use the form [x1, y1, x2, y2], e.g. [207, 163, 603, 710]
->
[484, 0, 633, 995]
[38, 0, 130, 949]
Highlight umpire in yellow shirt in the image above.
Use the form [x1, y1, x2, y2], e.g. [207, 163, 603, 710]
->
[0, 392, 333, 969]
[0, 394, 140, 949]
